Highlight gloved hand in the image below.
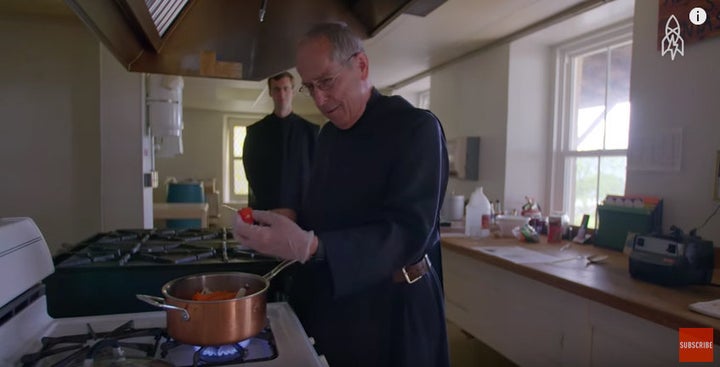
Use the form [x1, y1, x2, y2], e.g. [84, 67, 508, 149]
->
[233, 210, 316, 263]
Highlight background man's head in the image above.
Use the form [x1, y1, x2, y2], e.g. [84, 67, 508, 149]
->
[268, 71, 295, 117]
[296, 22, 372, 129]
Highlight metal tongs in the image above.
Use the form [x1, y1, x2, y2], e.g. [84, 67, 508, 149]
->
[550, 253, 608, 266]
[236, 259, 296, 298]
[585, 254, 608, 266]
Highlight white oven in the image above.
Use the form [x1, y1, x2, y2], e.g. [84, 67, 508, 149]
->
[0, 218, 328, 367]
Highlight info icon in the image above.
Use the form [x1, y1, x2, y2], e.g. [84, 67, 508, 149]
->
[689, 7, 707, 26]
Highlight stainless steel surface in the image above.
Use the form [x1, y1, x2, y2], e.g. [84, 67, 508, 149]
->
[63, 0, 446, 81]
[136, 294, 190, 320]
[263, 259, 296, 281]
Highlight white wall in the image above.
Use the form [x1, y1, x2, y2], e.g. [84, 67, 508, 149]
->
[430, 45, 511, 205]
[99, 47, 152, 230]
[0, 15, 154, 251]
[0, 15, 101, 254]
[506, 40, 552, 214]
[627, 1, 720, 244]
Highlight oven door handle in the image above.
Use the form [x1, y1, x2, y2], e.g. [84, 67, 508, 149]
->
[136, 294, 190, 321]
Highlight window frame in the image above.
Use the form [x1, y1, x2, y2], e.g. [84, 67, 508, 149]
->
[550, 21, 633, 226]
[417, 89, 431, 110]
[223, 114, 263, 204]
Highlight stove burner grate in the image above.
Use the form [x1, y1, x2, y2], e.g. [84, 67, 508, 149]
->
[160, 327, 278, 366]
[20, 320, 165, 367]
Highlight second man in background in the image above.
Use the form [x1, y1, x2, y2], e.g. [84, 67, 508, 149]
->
[243, 72, 319, 220]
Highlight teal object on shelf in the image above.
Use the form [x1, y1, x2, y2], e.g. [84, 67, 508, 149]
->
[595, 200, 663, 251]
[166, 182, 205, 228]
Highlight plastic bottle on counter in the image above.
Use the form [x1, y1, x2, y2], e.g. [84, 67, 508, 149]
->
[465, 187, 492, 238]
[547, 212, 570, 243]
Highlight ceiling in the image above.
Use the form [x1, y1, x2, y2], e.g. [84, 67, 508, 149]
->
[2, 0, 622, 116]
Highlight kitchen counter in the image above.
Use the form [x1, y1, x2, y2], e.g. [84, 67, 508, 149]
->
[441, 235, 720, 366]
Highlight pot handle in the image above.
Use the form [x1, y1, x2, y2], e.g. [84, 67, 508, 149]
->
[263, 259, 296, 281]
[136, 294, 190, 321]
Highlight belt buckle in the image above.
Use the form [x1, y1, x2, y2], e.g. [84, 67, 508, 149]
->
[401, 255, 430, 284]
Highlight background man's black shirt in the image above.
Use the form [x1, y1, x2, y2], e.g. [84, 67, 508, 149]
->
[243, 113, 318, 211]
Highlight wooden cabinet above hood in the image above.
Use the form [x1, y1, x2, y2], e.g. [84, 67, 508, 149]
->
[65, 0, 445, 81]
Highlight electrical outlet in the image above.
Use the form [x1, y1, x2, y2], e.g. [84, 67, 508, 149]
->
[144, 171, 159, 188]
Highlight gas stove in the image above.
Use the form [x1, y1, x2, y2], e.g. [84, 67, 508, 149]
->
[43, 228, 287, 318]
[0, 218, 327, 367]
[55, 227, 273, 267]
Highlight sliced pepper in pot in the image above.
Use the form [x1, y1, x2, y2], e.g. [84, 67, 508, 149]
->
[191, 290, 236, 301]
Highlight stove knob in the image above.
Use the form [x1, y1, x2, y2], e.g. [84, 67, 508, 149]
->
[308, 337, 315, 345]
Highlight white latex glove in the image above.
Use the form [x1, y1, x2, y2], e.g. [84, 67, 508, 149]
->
[233, 210, 315, 263]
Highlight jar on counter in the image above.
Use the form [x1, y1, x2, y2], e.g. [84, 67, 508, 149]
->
[547, 212, 569, 243]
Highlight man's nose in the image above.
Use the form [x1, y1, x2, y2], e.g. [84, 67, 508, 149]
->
[312, 89, 329, 105]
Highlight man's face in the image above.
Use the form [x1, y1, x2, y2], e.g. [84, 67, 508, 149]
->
[296, 37, 366, 130]
[269, 76, 294, 111]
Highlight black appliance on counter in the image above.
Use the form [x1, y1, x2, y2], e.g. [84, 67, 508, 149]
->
[44, 227, 286, 317]
[628, 226, 714, 286]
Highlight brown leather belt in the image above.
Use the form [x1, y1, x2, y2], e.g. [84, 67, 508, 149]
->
[393, 255, 432, 284]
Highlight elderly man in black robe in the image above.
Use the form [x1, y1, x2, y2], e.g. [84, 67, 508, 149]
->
[234, 22, 450, 367]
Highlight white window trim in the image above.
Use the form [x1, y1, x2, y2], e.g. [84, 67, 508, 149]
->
[417, 89, 431, 110]
[549, 21, 633, 221]
[223, 114, 263, 204]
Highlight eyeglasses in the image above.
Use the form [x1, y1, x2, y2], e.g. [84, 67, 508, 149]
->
[299, 53, 359, 97]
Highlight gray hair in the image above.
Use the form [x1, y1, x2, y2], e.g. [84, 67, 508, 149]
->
[301, 22, 365, 64]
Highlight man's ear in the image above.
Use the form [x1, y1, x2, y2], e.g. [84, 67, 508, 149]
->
[356, 52, 370, 80]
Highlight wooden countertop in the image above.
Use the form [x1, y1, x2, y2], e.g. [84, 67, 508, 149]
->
[441, 235, 720, 340]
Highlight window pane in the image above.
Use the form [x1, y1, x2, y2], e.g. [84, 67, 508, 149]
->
[569, 155, 627, 227]
[576, 105, 605, 151]
[605, 43, 632, 150]
[598, 156, 627, 206]
[233, 159, 249, 195]
[233, 126, 246, 158]
[573, 50, 607, 152]
[571, 156, 599, 227]
[604, 102, 629, 150]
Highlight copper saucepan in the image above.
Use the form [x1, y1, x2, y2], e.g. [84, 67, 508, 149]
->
[136, 259, 294, 346]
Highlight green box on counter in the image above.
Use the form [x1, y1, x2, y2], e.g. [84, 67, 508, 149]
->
[594, 201, 663, 251]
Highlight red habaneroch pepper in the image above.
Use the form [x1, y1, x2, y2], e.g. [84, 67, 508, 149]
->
[238, 207, 254, 224]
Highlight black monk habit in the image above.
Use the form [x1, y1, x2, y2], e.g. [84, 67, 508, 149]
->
[242, 113, 318, 212]
[291, 89, 450, 367]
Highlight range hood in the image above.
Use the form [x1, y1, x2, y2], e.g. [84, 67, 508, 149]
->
[65, 0, 446, 81]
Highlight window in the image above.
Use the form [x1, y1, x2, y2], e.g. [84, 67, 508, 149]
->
[417, 89, 430, 109]
[224, 115, 261, 203]
[552, 23, 633, 227]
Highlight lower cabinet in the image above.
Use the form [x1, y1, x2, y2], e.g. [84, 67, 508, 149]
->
[441, 248, 711, 367]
